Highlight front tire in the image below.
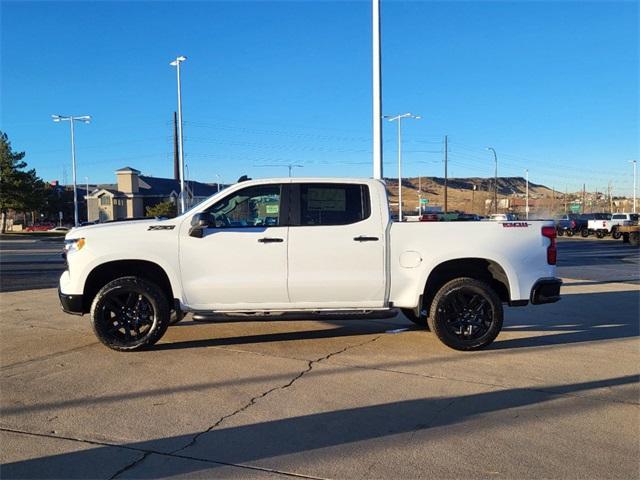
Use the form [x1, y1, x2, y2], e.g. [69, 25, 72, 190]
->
[91, 277, 170, 351]
[596, 230, 605, 239]
[566, 229, 574, 237]
[581, 228, 589, 237]
[557, 229, 564, 237]
[427, 278, 503, 351]
[611, 228, 622, 240]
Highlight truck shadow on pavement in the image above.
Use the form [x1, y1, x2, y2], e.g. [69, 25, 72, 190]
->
[494, 290, 639, 350]
[2, 375, 637, 479]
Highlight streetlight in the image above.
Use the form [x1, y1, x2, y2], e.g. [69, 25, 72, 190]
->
[51, 114, 91, 227]
[170, 55, 187, 214]
[525, 169, 529, 220]
[630, 160, 637, 213]
[85, 176, 90, 223]
[384, 113, 421, 221]
[372, 0, 383, 179]
[486, 147, 498, 214]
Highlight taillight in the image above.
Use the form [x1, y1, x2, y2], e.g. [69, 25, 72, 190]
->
[542, 226, 557, 265]
[570, 220, 576, 229]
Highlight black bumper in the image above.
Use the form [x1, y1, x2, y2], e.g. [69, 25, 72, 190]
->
[530, 278, 562, 305]
[58, 287, 84, 315]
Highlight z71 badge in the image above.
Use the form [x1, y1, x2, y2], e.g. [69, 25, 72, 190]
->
[148, 225, 176, 231]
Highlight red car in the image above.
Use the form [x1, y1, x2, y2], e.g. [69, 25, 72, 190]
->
[25, 223, 55, 232]
[419, 213, 440, 222]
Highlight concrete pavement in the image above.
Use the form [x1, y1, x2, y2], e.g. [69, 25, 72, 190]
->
[1, 278, 638, 479]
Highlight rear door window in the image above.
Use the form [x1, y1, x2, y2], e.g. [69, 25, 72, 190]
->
[293, 183, 370, 226]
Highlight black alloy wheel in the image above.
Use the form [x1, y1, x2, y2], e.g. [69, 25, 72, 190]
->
[428, 278, 503, 351]
[91, 277, 170, 351]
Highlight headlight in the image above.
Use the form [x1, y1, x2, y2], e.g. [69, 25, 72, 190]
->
[64, 238, 86, 253]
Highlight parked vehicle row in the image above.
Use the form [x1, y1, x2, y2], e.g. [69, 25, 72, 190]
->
[556, 212, 639, 240]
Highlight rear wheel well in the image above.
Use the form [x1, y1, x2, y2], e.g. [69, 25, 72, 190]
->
[83, 260, 174, 313]
[420, 258, 510, 312]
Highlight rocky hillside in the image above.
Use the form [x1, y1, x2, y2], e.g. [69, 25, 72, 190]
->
[384, 176, 556, 215]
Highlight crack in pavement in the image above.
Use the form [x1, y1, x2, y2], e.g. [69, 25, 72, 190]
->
[108, 451, 152, 479]
[0, 427, 324, 479]
[170, 335, 382, 456]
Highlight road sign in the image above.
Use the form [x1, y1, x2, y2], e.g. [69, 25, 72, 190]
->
[419, 198, 428, 205]
[570, 204, 581, 213]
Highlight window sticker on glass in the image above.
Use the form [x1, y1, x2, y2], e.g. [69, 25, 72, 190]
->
[307, 188, 346, 211]
[265, 204, 279, 214]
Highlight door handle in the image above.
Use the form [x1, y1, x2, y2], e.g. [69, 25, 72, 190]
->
[258, 237, 284, 243]
[353, 236, 379, 242]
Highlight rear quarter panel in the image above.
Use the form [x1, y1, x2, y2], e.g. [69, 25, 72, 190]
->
[388, 221, 556, 308]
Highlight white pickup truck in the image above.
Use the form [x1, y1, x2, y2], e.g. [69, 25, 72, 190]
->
[59, 178, 561, 352]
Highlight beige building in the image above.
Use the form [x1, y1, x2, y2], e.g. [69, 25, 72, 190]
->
[86, 167, 219, 222]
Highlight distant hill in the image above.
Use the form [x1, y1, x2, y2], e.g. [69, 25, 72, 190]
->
[383, 176, 556, 215]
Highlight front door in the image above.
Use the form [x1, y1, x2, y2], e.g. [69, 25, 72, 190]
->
[180, 183, 289, 310]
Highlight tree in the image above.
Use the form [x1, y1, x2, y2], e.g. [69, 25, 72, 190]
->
[237, 175, 252, 183]
[0, 131, 43, 232]
[146, 200, 177, 218]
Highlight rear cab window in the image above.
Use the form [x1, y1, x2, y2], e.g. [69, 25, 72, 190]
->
[291, 183, 371, 226]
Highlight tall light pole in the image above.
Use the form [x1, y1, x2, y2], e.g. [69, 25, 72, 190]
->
[486, 147, 498, 214]
[384, 113, 420, 221]
[372, 0, 383, 179]
[525, 169, 529, 220]
[630, 160, 637, 213]
[52, 114, 91, 227]
[170, 55, 187, 214]
[85, 176, 90, 223]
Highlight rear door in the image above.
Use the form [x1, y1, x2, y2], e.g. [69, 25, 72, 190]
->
[286, 182, 386, 308]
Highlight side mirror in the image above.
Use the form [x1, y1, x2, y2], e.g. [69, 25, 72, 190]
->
[189, 212, 214, 238]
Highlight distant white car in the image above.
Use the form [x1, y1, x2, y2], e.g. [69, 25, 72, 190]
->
[488, 213, 517, 221]
[609, 213, 639, 239]
[48, 226, 70, 232]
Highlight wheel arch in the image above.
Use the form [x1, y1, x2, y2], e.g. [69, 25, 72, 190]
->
[82, 260, 175, 313]
[418, 257, 512, 313]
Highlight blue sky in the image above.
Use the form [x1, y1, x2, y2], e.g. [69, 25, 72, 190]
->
[1, 0, 638, 194]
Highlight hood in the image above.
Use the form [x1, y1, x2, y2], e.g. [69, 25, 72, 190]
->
[65, 217, 177, 239]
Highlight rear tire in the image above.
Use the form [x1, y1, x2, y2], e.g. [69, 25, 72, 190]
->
[566, 229, 574, 237]
[557, 229, 564, 237]
[581, 228, 589, 238]
[611, 228, 622, 240]
[91, 276, 170, 351]
[427, 278, 503, 351]
[400, 308, 430, 330]
[596, 230, 605, 239]
[630, 232, 640, 247]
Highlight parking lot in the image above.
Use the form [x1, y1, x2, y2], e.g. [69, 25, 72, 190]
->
[1, 235, 639, 479]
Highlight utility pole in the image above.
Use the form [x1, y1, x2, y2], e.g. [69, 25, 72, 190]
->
[487, 147, 498, 214]
[170, 55, 187, 214]
[372, 0, 383, 179]
[85, 177, 89, 223]
[444, 135, 448, 214]
[51, 114, 91, 227]
[608, 181, 613, 213]
[525, 169, 529, 220]
[582, 184, 586, 214]
[630, 160, 637, 213]
[383, 113, 421, 221]
[418, 175, 422, 215]
[472, 185, 476, 213]
[173, 111, 180, 181]
[564, 186, 568, 214]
